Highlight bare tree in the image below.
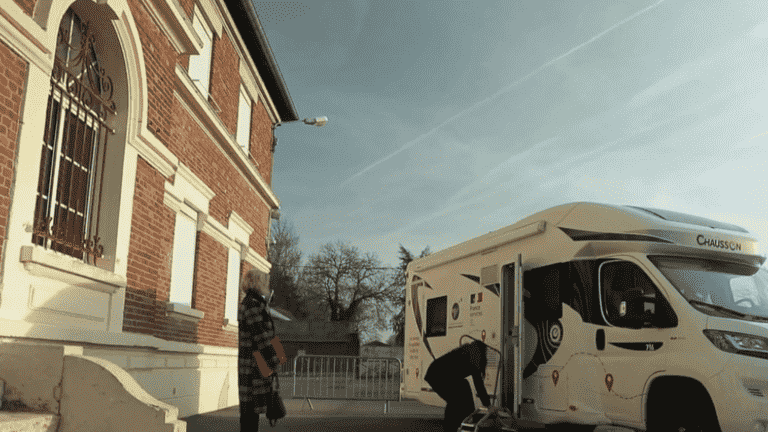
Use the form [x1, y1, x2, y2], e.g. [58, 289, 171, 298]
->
[267, 218, 310, 319]
[302, 241, 398, 341]
[389, 244, 431, 346]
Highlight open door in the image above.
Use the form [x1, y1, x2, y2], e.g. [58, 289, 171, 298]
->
[500, 254, 524, 418]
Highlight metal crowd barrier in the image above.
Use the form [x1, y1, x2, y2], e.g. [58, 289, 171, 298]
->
[290, 354, 402, 413]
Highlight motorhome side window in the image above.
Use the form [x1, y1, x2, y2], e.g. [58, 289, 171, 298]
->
[599, 260, 676, 329]
[425, 296, 447, 337]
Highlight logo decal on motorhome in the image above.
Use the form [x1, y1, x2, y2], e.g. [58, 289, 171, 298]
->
[696, 235, 742, 251]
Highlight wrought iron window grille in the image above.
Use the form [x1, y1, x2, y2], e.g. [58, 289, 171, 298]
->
[32, 9, 115, 265]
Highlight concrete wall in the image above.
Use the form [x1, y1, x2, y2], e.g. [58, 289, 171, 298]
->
[0, 341, 64, 413]
[0, 341, 185, 431]
[82, 346, 238, 419]
[60, 354, 185, 432]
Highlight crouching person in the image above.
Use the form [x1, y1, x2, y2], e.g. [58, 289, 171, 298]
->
[425, 340, 491, 432]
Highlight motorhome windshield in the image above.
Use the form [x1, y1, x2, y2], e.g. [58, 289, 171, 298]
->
[649, 256, 768, 321]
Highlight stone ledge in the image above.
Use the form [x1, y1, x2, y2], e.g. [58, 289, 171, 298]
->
[0, 412, 58, 432]
[165, 303, 205, 324]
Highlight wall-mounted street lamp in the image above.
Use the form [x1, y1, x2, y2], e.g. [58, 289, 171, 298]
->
[267, 116, 327, 252]
[302, 116, 328, 127]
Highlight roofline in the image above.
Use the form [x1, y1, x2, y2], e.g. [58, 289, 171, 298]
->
[408, 202, 762, 273]
[228, 0, 299, 123]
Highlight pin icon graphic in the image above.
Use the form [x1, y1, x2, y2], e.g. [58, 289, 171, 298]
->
[552, 369, 559, 386]
[605, 373, 614, 392]
[416, 368, 419, 378]
[482, 330, 486, 342]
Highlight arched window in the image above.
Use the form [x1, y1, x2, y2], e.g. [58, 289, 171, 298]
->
[32, 7, 115, 264]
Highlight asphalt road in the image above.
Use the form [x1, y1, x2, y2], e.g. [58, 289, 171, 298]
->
[184, 414, 445, 432]
[182, 399, 634, 432]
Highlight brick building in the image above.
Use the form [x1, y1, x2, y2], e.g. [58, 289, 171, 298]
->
[0, 0, 298, 421]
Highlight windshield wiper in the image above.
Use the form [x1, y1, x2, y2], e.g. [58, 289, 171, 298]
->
[687, 300, 768, 322]
[687, 300, 747, 318]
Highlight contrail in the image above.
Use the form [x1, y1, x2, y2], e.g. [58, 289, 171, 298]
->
[340, 0, 666, 187]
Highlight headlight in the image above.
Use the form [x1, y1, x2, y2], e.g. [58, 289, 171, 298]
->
[703, 330, 768, 360]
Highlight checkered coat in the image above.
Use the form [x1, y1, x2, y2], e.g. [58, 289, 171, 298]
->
[238, 288, 280, 414]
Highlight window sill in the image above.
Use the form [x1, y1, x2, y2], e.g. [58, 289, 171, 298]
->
[20, 245, 126, 294]
[166, 302, 205, 323]
[222, 318, 238, 333]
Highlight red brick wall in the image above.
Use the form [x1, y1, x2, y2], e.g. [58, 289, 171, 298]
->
[12, 0, 35, 17]
[127, 0, 177, 147]
[121, 0, 275, 347]
[209, 32, 239, 136]
[0, 41, 27, 280]
[250, 101, 274, 185]
[192, 232, 236, 347]
[168, 96, 270, 257]
[124, 157, 175, 336]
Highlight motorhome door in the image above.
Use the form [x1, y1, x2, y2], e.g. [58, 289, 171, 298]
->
[500, 254, 524, 418]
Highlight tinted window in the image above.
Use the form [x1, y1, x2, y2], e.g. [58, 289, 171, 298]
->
[426, 296, 447, 337]
[600, 260, 677, 329]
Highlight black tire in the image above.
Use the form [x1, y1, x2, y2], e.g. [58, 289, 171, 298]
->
[647, 382, 721, 432]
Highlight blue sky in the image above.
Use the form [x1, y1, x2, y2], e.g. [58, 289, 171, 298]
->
[260, 0, 768, 278]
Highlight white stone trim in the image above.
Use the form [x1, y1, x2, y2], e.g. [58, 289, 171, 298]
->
[244, 248, 270, 274]
[174, 66, 279, 208]
[196, 0, 224, 39]
[239, 59, 267, 119]
[116, 5, 179, 179]
[165, 302, 205, 323]
[202, 216, 236, 249]
[20, 245, 127, 294]
[0, 4, 53, 74]
[0, 318, 238, 355]
[228, 211, 253, 246]
[175, 163, 215, 214]
[139, 0, 200, 55]
[222, 319, 238, 333]
[0, 3, 141, 335]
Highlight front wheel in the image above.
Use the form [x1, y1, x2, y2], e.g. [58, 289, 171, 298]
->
[647, 383, 721, 432]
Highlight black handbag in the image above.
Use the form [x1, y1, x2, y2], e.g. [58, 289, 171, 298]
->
[266, 375, 286, 426]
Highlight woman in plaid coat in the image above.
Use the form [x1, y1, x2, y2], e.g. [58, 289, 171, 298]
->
[238, 269, 281, 431]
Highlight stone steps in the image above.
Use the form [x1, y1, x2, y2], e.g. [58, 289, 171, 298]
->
[0, 412, 59, 432]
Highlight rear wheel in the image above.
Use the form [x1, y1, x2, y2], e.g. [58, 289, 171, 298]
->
[646, 380, 721, 432]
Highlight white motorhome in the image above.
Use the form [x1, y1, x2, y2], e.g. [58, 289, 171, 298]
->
[403, 202, 768, 432]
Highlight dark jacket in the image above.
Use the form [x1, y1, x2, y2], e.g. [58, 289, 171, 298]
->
[424, 341, 491, 406]
[238, 288, 281, 414]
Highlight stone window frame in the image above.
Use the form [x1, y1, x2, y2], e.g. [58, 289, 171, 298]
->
[236, 84, 252, 154]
